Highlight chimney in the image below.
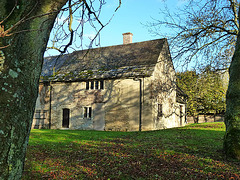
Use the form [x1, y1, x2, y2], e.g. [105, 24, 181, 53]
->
[122, 32, 133, 44]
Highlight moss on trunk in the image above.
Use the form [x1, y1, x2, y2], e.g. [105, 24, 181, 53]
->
[224, 25, 240, 160]
[0, 0, 67, 179]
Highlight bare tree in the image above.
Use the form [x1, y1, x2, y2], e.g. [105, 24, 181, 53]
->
[0, 0, 120, 178]
[147, 0, 237, 70]
[47, 0, 121, 54]
[148, 0, 240, 160]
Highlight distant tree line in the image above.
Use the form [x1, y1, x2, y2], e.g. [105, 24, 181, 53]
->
[177, 66, 228, 118]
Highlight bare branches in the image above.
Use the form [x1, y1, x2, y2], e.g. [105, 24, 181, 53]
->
[0, 0, 122, 53]
[0, 0, 69, 40]
[52, 0, 75, 54]
[47, 0, 121, 54]
[115, 0, 121, 12]
[0, 0, 19, 37]
[0, 0, 18, 25]
[229, 0, 239, 28]
[0, 0, 121, 53]
[0, 1, 40, 38]
[147, 0, 238, 70]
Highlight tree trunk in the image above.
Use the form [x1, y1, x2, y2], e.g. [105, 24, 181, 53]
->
[224, 13, 240, 160]
[0, 0, 67, 179]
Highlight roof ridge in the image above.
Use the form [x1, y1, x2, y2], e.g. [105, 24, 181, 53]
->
[45, 38, 166, 59]
[41, 38, 167, 81]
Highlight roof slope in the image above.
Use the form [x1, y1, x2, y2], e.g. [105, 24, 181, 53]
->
[41, 38, 167, 81]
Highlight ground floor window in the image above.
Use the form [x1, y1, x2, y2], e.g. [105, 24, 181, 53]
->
[33, 110, 48, 128]
[180, 105, 184, 126]
[157, 103, 163, 117]
[83, 107, 92, 119]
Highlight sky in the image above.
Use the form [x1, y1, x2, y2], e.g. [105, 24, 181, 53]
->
[96, 0, 187, 46]
[45, 0, 188, 57]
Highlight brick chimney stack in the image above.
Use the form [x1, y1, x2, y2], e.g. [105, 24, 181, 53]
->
[122, 32, 133, 44]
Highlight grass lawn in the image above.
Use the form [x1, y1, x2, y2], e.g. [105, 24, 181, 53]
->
[23, 122, 240, 179]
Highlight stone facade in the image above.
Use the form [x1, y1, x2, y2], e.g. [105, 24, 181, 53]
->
[33, 38, 187, 131]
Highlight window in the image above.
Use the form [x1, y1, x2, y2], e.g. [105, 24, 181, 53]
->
[90, 81, 94, 89]
[180, 105, 184, 126]
[95, 81, 99, 89]
[86, 81, 89, 90]
[180, 105, 183, 116]
[86, 80, 104, 90]
[100, 80, 104, 89]
[84, 107, 92, 119]
[34, 110, 47, 120]
[157, 104, 163, 117]
[33, 110, 47, 128]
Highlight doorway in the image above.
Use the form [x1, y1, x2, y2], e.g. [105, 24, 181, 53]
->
[62, 108, 70, 128]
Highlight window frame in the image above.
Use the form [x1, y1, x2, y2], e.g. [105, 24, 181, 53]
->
[157, 103, 163, 117]
[83, 106, 92, 119]
[62, 108, 70, 128]
[86, 80, 104, 90]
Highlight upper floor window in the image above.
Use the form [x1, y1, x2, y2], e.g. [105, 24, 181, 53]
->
[86, 80, 104, 90]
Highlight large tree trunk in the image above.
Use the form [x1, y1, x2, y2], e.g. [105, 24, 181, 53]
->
[0, 0, 67, 178]
[224, 22, 240, 160]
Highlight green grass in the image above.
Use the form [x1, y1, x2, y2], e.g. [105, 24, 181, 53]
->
[23, 122, 240, 179]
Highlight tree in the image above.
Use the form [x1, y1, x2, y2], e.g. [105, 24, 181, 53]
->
[198, 67, 227, 115]
[177, 67, 226, 121]
[0, 0, 120, 178]
[148, 0, 240, 159]
[176, 71, 199, 117]
[147, 0, 236, 70]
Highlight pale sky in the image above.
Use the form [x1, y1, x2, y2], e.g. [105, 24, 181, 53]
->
[45, 0, 188, 56]
[97, 0, 188, 46]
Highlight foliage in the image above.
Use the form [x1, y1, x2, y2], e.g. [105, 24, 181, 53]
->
[198, 68, 227, 114]
[22, 122, 240, 179]
[177, 70, 198, 116]
[177, 68, 227, 116]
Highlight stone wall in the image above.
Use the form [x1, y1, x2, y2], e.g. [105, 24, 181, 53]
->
[187, 115, 224, 124]
[33, 41, 186, 131]
[32, 84, 50, 129]
[33, 75, 187, 131]
[151, 40, 187, 129]
[34, 79, 142, 131]
[50, 81, 105, 130]
[104, 79, 140, 131]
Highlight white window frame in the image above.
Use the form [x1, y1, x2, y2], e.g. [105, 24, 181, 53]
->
[86, 80, 104, 90]
[83, 106, 92, 119]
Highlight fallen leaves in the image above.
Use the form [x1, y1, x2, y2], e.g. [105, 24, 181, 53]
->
[23, 122, 240, 179]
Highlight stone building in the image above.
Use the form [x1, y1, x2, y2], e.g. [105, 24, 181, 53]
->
[33, 33, 187, 131]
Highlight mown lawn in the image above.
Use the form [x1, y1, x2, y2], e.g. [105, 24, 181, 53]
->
[23, 122, 240, 179]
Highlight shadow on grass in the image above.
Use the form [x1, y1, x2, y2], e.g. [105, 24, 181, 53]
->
[23, 123, 240, 179]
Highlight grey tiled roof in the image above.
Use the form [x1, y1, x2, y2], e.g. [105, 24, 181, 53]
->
[41, 38, 166, 81]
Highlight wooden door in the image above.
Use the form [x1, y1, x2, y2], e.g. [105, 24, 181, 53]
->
[62, 108, 70, 128]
